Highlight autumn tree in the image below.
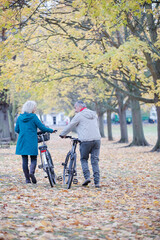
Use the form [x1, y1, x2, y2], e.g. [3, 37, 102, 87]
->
[30, 0, 155, 146]
[0, 0, 51, 140]
[71, 0, 159, 148]
[1, 0, 160, 151]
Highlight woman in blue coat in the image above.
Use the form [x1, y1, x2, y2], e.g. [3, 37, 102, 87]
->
[15, 100, 54, 184]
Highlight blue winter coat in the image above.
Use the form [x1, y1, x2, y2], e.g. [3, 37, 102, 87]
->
[15, 112, 53, 155]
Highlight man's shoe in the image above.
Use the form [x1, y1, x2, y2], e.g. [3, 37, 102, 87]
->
[82, 178, 91, 186]
[95, 184, 100, 188]
[29, 174, 37, 184]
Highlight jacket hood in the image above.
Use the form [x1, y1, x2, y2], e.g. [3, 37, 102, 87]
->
[19, 112, 35, 122]
[80, 109, 97, 119]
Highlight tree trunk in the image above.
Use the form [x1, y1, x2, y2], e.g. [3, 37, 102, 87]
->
[142, 3, 160, 150]
[118, 109, 128, 143]
[0, 103, 11, 141]
[98, 113, 105, 138]
[151, 105, 160, 152]
[129, 99, 149, 146]
[116, 91, 129, 143]
[8, 103, 16, 141]
[0, 29, 11, 143]
[107, 110, 113, 141]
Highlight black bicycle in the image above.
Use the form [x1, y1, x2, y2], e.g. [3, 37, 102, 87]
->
[38, 130, 57, 187]
[60, 136, 81, 189]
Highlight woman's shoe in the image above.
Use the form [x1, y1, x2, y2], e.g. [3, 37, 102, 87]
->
[29, 174, 37, 184]
[95, 183, 100, 188]
[26, 179, 31, 184]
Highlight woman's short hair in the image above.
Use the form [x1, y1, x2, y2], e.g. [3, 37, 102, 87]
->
[22, 100, 37, 113]
[75, 100, 86, 108]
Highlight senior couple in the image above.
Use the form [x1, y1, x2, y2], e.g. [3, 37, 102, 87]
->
[15, 100, 101, 188]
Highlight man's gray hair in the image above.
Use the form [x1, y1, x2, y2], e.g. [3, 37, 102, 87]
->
[75, 100, 86, 108]
[22, 100, 37, 113]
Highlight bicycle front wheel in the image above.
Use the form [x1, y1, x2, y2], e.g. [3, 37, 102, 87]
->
[67, 157, 76, 189]
[51, 168, 56, 185]
[46, 150, 56, 187]
[63, 151, 71, 185]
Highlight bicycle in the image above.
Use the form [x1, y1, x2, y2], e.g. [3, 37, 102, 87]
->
[38, 130, 57, 187]
[60, 135, 81, 189]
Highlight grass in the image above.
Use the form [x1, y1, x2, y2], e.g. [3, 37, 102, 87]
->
[104, 122, 157, 144]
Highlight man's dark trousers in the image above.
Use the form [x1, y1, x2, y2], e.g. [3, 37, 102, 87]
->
[80, 140, 100, 185]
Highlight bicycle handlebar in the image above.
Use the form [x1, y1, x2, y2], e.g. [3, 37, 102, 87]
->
[59, 135, 81, 142]
[64, 136, 72, 139]
[38, 130, 57, 135]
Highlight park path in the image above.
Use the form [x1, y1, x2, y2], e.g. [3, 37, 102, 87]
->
[0, 134, 160, 240]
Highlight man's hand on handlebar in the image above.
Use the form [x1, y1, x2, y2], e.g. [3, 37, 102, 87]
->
[53, 130, 57, 133]
[59, 135, 66, 138]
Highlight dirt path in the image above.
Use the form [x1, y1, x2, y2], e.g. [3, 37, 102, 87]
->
[0, 135, 160, 239]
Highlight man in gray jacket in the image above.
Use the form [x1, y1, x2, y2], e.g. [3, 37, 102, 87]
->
[60, 100, 101, 188]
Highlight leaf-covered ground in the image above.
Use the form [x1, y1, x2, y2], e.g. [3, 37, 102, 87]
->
[0, 129, 160, 240]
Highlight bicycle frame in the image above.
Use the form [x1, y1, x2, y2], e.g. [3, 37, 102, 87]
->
[38, 131, 57, 187]
[62, 136, 80, 188]
[38, 134, 49, 171]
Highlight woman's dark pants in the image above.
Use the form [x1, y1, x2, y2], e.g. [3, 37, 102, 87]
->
[22, 155, 37, 182]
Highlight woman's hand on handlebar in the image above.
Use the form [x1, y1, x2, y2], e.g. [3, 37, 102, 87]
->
[53, 130, 57, 133]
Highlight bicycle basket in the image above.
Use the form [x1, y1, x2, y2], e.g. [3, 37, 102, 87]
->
[38, 132, 50, 143]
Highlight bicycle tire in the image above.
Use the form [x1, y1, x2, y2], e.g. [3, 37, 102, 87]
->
[51, 168, 56, 185]
[63, 151, 71, 185]
[46, 166, 54, 187]
[67, 157, 76, 189]
[46, 150, 56, 185]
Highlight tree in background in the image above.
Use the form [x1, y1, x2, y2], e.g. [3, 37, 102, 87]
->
[1, 0, 160, 150]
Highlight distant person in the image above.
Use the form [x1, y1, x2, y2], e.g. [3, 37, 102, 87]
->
[60, 100, 101, 188]
[15, 100, 54, 184]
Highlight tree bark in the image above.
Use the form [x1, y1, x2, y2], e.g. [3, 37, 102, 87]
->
[118, 109, 128, 143]
[151, 105, 160, 151]
[98, 112, 105, 138]
[8, 103, 16, 141]
[129, 99, 149, 146]
[107, 109, 113, 141]
[0, 103, 11, 141]
[116, 91, 129, 143]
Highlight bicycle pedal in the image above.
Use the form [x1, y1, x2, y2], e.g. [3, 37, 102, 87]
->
[44, 176, 48, 178]
[73, 178, 78, 184]
[38, 164, 43, 169]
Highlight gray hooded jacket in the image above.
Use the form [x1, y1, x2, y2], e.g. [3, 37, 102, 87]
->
[60, 108, 101, 142]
